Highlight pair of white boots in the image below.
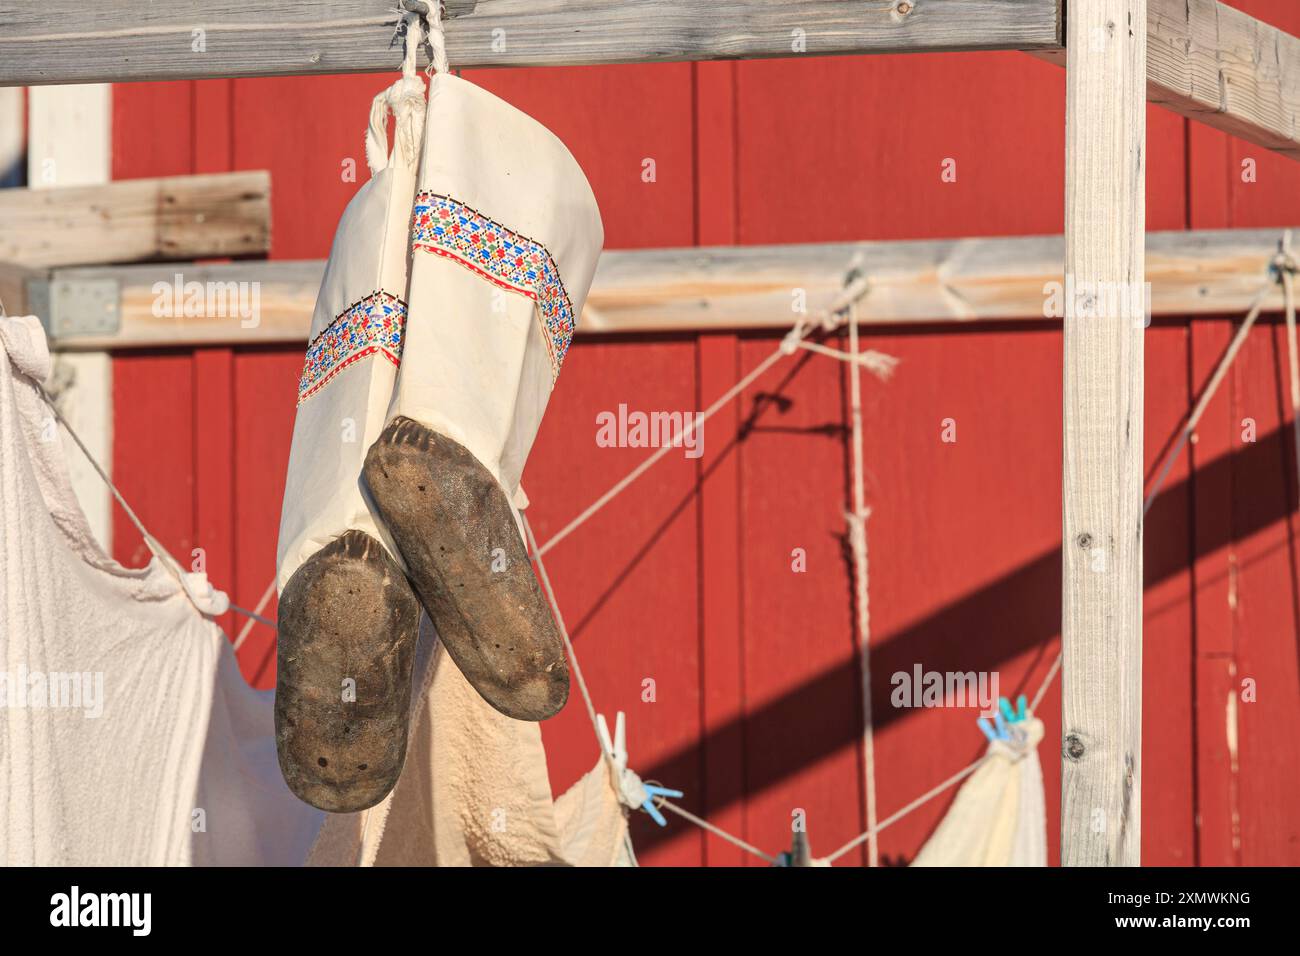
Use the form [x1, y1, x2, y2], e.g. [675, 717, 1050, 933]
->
[274, 32, 602, 813]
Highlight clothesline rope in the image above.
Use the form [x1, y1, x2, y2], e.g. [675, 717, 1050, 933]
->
[844, 300, 879, 867]
[534, 319, 897, 559]
[522, 514, 604, 751]
[656, 799, 779, 864]
[1145, 243, 1295, 512]
[232, 580, 279, 651]
[36, 381, 216, 618]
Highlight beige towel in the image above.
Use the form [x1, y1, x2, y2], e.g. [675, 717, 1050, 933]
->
[0, 314, 324, 866]
[911, 716, 1047, 867]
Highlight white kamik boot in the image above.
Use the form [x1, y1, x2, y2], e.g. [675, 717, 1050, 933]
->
[274, 15, 427, 814]
[363, 69, 603, 723]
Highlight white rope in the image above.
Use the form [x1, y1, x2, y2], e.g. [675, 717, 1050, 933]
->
[36, 383, 218, 617]
[525, 513, 783, 862]
[1143, 279, 1274, 515]
[399, 0, 448, 74]
[517, 276, 893, 864]
[232, 578, 279, 651]
[655, 799, 779, 864]
[844, 301, 879, 867]
[536, 317, 897, 558]
[521, 514, 603, 747]
[798, 339, 893, 367]
[823, 754, 993, 864]
[425, 0, 449, 74]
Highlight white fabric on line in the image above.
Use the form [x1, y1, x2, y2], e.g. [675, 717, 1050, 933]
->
[0, 314, 324, 866]
[911, 715, 1047, 867]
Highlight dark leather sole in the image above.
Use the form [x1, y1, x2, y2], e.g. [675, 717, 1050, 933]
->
[274, 529, 422, 812]
[362, 416, 569, 721]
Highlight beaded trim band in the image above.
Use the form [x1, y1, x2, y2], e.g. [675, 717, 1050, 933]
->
[410, 191, 577, 377]
[297, 291, 406, 404]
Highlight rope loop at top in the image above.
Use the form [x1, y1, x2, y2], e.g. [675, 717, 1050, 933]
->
[400, 0, 450, 74]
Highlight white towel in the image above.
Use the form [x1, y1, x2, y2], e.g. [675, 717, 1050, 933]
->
[911, 716, 1048, 867]
[0, 314, 323, 866]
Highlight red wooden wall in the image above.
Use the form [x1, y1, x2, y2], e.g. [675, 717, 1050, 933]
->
[108, 1, 1300, 866]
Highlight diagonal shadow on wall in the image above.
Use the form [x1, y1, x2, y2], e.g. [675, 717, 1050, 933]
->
[612, 416, 1298, 856]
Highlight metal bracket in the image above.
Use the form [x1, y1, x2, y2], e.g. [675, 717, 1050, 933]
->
[27, 276, 120, 339]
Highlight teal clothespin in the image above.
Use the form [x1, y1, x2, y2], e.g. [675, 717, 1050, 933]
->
[978, 695, 1030, 742]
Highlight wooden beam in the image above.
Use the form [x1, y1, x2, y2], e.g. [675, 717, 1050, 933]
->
[0, 1, 1064, 87]
[27, 226, 1291, 349]
[1034, 1, 1300, 163]
[1147, 0, 1300, 163]
[1061, 0, 1146, 867]
[0, 171, 271, 268]
[0, 261, 39, 316]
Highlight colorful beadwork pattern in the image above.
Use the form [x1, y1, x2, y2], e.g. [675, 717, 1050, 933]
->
[410, 191, 577, 376]
[297, 291, 406, 404]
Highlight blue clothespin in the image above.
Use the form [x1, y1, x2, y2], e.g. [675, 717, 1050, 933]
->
[977, 716, 997, 742]
[639, 782, 685, 827]
[978, 695, 1031, 742]
[597, 711, 683, 827]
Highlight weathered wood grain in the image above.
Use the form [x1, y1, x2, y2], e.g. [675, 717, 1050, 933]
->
[1033, 1, 1300, 162]
[0, 171, 271, 268]
[1147, 0, 1300, 162]
[0, 1, 1064, 87]
[27, 226, 1291, 348]
[1061, 0, 1146, 867]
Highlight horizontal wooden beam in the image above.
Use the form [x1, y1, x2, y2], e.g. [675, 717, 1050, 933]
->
[1033, 1, 1300, 162]
[24, 226, 1293, 349]
[0, 171, 271, 268]
[0, 0, 1064, 87]
[1147, 0, 1300, 162]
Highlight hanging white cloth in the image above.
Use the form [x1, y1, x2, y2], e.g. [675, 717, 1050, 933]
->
[0, 314, 325, 866]
[911, 715, 1047, 867]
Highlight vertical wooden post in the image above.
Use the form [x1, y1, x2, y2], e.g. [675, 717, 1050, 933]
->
[27, 84, 115, 557]
[1062, 0, 1146, 865]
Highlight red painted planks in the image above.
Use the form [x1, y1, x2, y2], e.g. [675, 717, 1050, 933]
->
[466, 65, 697, 251]
[1186, 0, 1300, 866]
[529, 338, 704, 867]
[693, 61, 749, 866]
[110, 353, 196, 570]
[231, 350, 301, 687]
